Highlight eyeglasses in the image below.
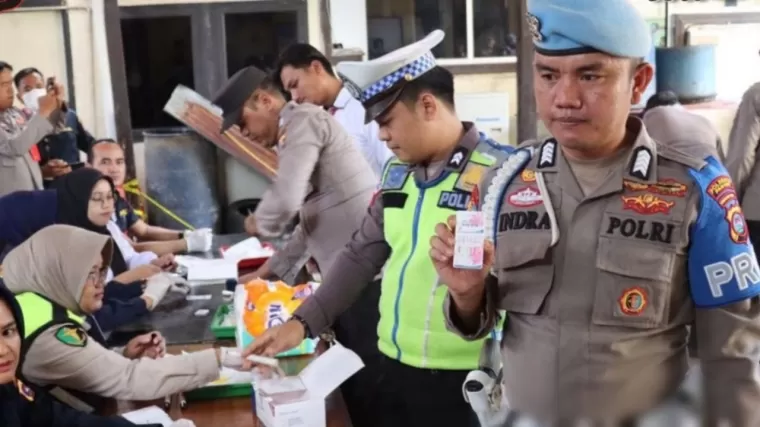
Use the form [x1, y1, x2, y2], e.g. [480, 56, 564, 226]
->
[90, 193, 115, 207]
[86, 269, 108, 285]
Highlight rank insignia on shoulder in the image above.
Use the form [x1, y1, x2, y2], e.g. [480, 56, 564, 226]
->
[537, 140, 556, 169]
[55, 325, 87, 347]
[381, 164, 410, 190]
[16, 379, 35, 402]
[628, 147, 653, 181]
[447, 147, 469, 169]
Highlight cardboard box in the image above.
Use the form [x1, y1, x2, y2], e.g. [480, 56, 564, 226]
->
[253, 343, 364, 427]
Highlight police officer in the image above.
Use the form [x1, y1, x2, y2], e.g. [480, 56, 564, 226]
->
[642, 90, 724, 161]
[430, 0, 760, 424]
[242, 30, 511, 427]
[726, 82, 760, 247]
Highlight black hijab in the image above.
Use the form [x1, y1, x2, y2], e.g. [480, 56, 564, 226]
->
[52, 168, 128, 275]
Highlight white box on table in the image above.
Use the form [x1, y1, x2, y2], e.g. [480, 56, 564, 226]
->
[253, 343, 364, 427]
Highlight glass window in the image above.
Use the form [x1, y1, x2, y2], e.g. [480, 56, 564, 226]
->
[366, 0, 467, 59]
[224, 12, 298, 76]
[473, 0, 515, 57]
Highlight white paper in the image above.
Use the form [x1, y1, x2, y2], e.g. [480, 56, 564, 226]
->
[185, 259, 238, 282]
[453, 211, 485, 270]
[298, 343, 364, 399]
[258, 376, 308, 395]
[222, 237, 275, 261]
[121, 406, 173, 427]
[164, 84, 223, 119]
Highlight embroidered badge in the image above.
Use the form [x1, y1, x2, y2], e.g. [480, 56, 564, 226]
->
[507, 186, 542, 208]
[438, 191, 471, 211]
[381, 164, 410, 190]
[454, 161, 488, 192]
[619, 287, 647, 315]
[520, 169, 536, 183]
[621, 194, 674, 215]
[629, 147, 653, 181]
[525, 13, 543, 42]
[706, 175, 748, 244]
[54, 325, 87, 347]
[16, 379, 35, 402]
[447, 147, 470, 169]
[623, 178, 687, 198]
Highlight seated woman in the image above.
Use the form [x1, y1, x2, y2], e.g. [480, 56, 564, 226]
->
[0, 283, 190, 426]
[0, 168, 179, 330]
[2, 225, 237, 414]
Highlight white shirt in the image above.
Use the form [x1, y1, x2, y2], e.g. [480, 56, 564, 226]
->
[105, 220, 158, 282]
[330, 87, 394, 180]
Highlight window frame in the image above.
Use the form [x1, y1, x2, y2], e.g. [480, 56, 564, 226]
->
[365, 0, 517, 66]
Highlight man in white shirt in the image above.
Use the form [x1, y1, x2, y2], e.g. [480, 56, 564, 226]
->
[274, 44, 393, 179]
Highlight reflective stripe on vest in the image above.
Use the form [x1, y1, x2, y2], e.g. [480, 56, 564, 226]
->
[16, 292, 84, 339]
[378, 139, 508, 370]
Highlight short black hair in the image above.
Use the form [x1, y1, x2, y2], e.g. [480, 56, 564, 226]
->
[0, 61, 12, 73]
[13, 67, 43, 89]
[88, 138, 121, 163]
[645, 90, 679, 113]
[397, 66, 455, 108]
[274, 43, 335, 87]
[247, 72, 289, 105]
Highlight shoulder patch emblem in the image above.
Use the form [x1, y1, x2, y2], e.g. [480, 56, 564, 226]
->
[706, 175, 748, 244]
[381, 164, 410, 190]
[454, 161, 488, 192]
[16, 379, 35, 402]
[54, 325, 87, 347]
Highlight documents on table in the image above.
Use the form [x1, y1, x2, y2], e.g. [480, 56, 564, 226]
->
[120, 406, 173, 426]
[175, 255, 238, 284]
[222, 237, 275, 261]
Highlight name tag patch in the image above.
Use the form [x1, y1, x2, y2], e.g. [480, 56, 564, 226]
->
[498, 211, 550, 232]
[620, 194, 674, 215]
[437, 191, 471, 211]
[382, 164, 410, 190]
[454, 161, 488, 192]
[706, 175, 748, 244]
[605, 216, 675, 244]
[507, 186, 542, 208]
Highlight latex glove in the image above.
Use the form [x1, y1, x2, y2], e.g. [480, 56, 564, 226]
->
[142, 273, 174, 308]
[164, 273, 191, 294]
[219, 347, 245, 369]
[184, 228, 213, 253]
[169, 420, 196, 427]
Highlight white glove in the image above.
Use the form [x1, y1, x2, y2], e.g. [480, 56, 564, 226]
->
[219, 347, 244, 369]
[169, 420, 196, 427]
[184, 228, 213, 253]
[164, 273, 191, 294]
[142, 273, 174, 309]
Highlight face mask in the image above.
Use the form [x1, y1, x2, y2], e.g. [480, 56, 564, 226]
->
[22, 88, 47, 112]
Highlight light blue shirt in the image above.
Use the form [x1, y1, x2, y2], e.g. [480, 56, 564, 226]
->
[331, 87, 394, 180]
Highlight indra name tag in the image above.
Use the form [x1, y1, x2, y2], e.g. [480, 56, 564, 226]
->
[454, 211, 485, 270]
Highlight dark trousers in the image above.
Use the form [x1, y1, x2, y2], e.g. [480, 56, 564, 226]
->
[333, 280, 477, 427]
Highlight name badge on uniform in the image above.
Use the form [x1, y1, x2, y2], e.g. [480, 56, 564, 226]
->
[382, 164, 410, 190]
[438, 191, 471, 211]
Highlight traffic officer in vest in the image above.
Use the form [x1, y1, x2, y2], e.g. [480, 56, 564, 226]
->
[2, 225, 245, 413]
[430, 0, 760, 424]
[242, 30, 510, 427]
[725, 82, 760, 249]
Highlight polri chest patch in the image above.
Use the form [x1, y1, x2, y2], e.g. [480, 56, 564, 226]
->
[438, 191, 471, 211]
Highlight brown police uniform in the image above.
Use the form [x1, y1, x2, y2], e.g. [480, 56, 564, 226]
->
[726, 82, 760, 229]
[444, 118, 760, 425]
[643, 104, 724, 162]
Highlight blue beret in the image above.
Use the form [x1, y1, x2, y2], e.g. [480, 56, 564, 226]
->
[526, 0, 651, 58]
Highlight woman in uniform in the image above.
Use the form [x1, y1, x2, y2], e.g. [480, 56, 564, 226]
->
[2, 224, 233, 413]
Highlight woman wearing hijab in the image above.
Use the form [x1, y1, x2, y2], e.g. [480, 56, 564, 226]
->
[0, 283, 193, 426]
[2, 225, 241, 414]
[0, 168, 178, 330]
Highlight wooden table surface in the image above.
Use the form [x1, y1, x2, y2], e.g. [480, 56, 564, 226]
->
[114, 342, 350, 427]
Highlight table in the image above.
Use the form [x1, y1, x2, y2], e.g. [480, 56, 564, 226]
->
[114, 343, 350, 427]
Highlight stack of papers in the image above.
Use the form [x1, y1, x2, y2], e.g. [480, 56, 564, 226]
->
[121, 406, 173, 426]
[174, 255, 237, 284]
[222, 237, 275, 261]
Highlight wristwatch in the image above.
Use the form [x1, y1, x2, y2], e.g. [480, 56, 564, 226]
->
[291, 314, 312, 339]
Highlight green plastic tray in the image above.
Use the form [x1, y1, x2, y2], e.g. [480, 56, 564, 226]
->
[184, 382, 253, 401]
[210, 304, 236, 340]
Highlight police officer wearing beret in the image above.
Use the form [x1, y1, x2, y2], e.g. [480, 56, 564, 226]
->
[430, 0, 760, 424]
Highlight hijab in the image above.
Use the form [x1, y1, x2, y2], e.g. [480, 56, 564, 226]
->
[52, 168, 128, 275]
[2, 225, 113, 315]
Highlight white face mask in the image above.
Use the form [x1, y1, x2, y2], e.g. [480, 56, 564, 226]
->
[21, 88, 47, 112]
